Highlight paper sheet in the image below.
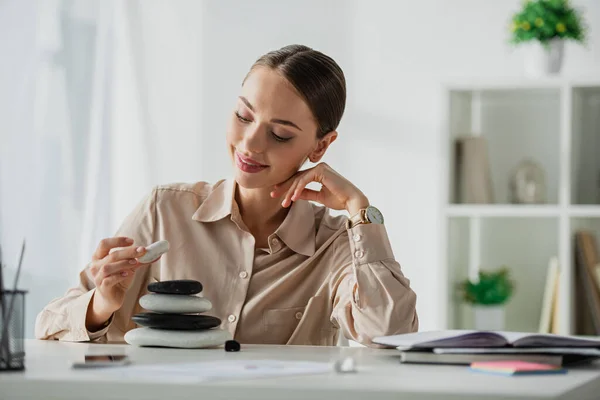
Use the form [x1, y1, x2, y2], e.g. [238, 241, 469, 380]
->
[96, 359, 333, 383]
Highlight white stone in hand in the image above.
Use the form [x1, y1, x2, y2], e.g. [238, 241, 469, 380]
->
[138, 240, 170, 264]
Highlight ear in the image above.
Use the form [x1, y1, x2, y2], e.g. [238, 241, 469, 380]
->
[308, 131, 338, 163]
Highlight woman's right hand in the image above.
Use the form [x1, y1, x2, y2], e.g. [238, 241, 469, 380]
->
[85, 237, 156, 331]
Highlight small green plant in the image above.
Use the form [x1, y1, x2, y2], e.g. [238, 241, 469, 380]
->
[509, 0, 587, 46]
[459, 267, 515, 306]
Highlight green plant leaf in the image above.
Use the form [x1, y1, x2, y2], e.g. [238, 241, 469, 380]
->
[458, 266, 515, 305]
[508, 0, 588, 45]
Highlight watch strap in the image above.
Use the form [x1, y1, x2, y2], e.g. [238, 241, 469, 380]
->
[347, 209, 370, 229]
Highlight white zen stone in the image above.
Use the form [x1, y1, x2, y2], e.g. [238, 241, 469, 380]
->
[139, 293, 212, 314]
[124, 327, 231, 348]
[137, 240, 170, 264]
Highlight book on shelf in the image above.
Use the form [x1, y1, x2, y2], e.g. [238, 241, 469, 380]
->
[574, 230, 600, 335]
[538, 256, 560, 334]
[454, 136, 494, 204]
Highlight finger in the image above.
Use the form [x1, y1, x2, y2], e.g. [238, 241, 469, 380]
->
[88, 259, 103, 278]
[89, 258, 141, 279]
[283, 178, 302, 208]
[106, 255, 159, 276]
[100, 271, 134, 289]
[105, 245, 146, 264]
[291, 173, 316, 202]
[271, 180, 293, 198]
[93, 237, 134, 260]
[296, 188, 320, 202]
[96, 260, 140, 282]
[271, 169, 305, 198]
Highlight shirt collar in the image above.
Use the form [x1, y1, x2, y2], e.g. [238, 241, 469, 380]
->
[274, 200, 316, 257]
[192, 179, 236, 222]
[192, 178, 316, 257]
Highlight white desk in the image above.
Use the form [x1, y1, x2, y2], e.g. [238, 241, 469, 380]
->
[2, 340, 600, 400]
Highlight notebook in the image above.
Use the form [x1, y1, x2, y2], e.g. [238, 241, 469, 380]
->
[469, 360, 567, 376]
[373, 330, 600, 349]
[399, 351, 565, 366]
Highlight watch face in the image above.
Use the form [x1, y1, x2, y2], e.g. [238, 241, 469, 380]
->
[366, 206, 384, 224]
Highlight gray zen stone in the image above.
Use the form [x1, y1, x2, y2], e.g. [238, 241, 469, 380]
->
[140, 293, 212, 314]
[148, 280, 202, 295]
[132, 313, 221, 330]
[124, 327, 231, 348]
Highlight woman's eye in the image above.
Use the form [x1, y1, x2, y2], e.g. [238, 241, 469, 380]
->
[271, 132, 292, 143]
[235, 111, 251, 123]
[235, 111, 291, 143]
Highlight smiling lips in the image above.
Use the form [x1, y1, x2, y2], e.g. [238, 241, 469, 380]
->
[235, 152, 269, 173]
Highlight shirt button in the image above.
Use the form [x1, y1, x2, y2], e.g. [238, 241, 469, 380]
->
[271, 238, 280, 246]
[295, 312, 303, 320]
[353, 234, 362, 242]
[354, 250, 364, 259]
[239, 271, 248, 279]
[228, 314, 237, 323]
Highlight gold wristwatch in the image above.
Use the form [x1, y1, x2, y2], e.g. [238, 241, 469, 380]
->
[347, 205, 384, 229]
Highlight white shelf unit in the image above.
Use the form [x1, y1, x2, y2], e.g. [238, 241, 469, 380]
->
[440, 78, 600, 336]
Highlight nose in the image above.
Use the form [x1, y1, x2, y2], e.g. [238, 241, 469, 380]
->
[240, 123, 266, 154]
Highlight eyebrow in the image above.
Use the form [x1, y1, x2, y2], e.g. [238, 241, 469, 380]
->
[239, 96, 303, 131]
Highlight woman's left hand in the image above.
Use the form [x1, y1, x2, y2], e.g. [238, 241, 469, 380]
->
[270, 163, 370, 216]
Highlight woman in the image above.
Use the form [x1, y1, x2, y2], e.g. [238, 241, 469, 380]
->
[35, 44, 418, 347]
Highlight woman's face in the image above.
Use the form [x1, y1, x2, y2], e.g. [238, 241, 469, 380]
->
[226, 67, 328, 190]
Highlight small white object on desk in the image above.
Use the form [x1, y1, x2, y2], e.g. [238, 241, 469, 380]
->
[333, 356, 357, 373]
[138, 240, 170, 264]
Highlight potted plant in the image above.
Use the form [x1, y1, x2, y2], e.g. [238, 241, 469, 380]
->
[509, 0, 587, 76]
[459, 267, 515, 331]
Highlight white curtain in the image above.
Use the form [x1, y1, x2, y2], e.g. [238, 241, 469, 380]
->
[0, 0, 206, 338]
[0, 0, 140, 338]
[0, 0, 113, 338]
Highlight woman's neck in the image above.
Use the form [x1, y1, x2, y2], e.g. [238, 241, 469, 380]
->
[235, 184, 289, 238]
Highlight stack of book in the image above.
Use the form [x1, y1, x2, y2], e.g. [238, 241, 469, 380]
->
[373, 330, 600, 366]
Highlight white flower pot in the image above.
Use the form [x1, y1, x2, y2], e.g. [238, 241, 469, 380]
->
[523, 39, 564, 76]
[473, 305, 505, 331]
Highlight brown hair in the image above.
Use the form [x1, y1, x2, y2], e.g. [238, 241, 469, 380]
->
[245, 44, 346, 139]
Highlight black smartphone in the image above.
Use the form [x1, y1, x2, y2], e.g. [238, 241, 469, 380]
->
[71, 354, 130, 369]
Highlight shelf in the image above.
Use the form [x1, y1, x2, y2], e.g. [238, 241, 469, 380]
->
[448, 89, 561, 204]
[571, 86, 600, 204]
[446, 205, 600, 218]
[444, 77, 600, 91]
[447, 218, 559, 332]
[446, 205, 561, 218]
[569, 206, 600, 218]
[442, 82, 600, 335]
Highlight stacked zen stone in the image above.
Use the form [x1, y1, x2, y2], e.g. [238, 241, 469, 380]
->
[124, 280, 231, 348]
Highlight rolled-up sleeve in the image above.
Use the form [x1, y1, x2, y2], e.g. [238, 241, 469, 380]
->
[34, 189, 157, 342]
[329, 222, 418, 347]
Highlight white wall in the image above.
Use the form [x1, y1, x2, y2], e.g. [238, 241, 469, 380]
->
[2, 0, 600, 338]
[194, 0, 600, 332]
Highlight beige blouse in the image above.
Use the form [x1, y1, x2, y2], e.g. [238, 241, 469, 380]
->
[35, 179, 418, 347]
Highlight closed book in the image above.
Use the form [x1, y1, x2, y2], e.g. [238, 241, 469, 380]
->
[469, 360, 567, 375]
[454, 136, 494, 204]
[399, 351, 565, 366]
